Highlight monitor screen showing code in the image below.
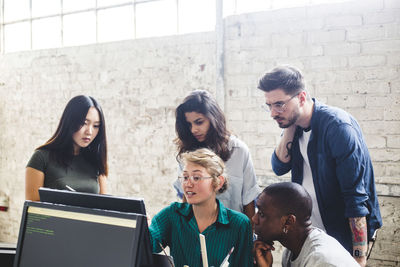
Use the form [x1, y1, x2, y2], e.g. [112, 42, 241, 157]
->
[18, 206, 138, 267]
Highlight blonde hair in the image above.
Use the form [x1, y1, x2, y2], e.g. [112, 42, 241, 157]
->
[181, 148, 228, 194]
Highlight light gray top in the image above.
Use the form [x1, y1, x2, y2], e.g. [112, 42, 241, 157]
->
[282, 228, 359, 267]
[173, 135, 261, 212]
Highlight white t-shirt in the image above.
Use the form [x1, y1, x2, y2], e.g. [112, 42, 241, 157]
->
[173, 135, 261, 212]
[282, 228, 359, 267]
[299, 129, 326, 232]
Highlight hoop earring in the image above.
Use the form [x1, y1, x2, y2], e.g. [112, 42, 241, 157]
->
[283, 227, 288, 234]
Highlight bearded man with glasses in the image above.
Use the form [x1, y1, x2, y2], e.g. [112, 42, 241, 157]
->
[257, 65, 382, 267]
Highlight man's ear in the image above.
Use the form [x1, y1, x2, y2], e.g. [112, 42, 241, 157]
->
[281, 214, 296, 228]
[298, 91, 307, 106]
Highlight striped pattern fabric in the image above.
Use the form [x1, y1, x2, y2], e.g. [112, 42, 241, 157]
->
[149, 199, 253, 267]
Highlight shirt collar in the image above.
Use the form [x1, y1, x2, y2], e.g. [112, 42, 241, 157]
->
[310, 98, 322, 130]
[215, 199, 229, 225]
[296, 98, 318, 136]
[175, 199, 230, 225]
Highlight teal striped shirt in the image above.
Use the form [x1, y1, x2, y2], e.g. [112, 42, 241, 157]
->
[149, 199, 253, 267]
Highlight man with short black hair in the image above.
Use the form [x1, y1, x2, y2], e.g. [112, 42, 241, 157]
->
[253, 182, 360, 267]
[257, 65, 382, 266]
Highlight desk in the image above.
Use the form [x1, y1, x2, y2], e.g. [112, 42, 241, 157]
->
[0, 242, 16, 267]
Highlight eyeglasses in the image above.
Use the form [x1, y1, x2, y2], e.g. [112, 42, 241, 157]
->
[178, 175, 213, 184]
[261, 93, 300, 113]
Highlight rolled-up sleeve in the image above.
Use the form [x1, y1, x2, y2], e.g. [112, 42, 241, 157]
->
[271, 150, 292, 176]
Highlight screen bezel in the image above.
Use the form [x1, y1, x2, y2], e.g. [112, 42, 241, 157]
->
[13, 201, 152, 267]
[38, 187, 146, 215]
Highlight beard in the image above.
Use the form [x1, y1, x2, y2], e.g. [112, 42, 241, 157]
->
[274, 108, 300, 128]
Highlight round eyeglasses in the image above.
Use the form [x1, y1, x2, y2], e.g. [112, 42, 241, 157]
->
[261, 93, 300, 114]
[178, 176, 213, 184]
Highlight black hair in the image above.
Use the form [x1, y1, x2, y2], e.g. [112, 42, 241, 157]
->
[175, 90, 231, 161]
[37, 95, 108, 176]
[262, 182, 312, 223]
[258, 65, 305, 95]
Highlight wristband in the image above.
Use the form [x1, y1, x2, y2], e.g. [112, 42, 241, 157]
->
[353, 249, 365, 258]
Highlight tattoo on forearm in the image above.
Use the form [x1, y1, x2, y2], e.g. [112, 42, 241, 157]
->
[285, 142, 293, 159]
[349, 217, 367, 247]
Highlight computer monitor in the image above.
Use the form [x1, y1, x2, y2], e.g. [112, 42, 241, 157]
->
[39, 187, 146, 215]
[13, 201, 153, 267]
[0, 249, 15, 267]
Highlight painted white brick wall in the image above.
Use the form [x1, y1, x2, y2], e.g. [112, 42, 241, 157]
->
[224, 0, 399, 265]
[0, 0, 398, 266]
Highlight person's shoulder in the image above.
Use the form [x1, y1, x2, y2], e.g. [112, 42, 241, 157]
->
[307, 227, 343, 244]
[171, 202, 193, 216]
[33, 148, 50, 156]
[306, 251, 358, 267]
[163, 201, 186, 211]
[302, 228, 332, 254]
[305, 228, 358, 266]
[29, 148, 50, 161]
[155, 202, 189, 220]
[314, 99, 354, 126]
[226, 207, 250, 225]
[27, 148, 51, 169]
[228, 135, 250, 153]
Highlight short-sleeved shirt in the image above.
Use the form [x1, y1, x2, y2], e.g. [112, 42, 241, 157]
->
[149, 199, 254, 267]
[282, 228, 359, 267]
[27, 149, 99, 193]
[173, 135, 261, 212]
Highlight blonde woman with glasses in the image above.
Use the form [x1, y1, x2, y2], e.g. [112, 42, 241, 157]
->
[149, 148, 253, 267]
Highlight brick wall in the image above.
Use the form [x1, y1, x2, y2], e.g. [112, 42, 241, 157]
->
[224, 0, 400, 265]
[0, 0, 399, 265]
[0, 33, 217, 241]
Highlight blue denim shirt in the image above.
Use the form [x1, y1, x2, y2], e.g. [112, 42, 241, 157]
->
[271, 99, 382, 253]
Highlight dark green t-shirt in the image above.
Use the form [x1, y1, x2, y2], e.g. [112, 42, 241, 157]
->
[27, 149, 99, 193]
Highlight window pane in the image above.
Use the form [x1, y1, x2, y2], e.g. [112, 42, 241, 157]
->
[136, 0, 177, 38]
[236, 0, 270, 14]
[98, 6, 134, 43]
[63, 0, 96, 13]
[178, 0, 215, 34]
[4, 22, 30, 53]
[32, 17, 61, 49]
[98, 0, 131, 7]
[32, 0, 61, 17]
[272, 0, 309, 9]
[63, 12, 96, 46]
[223, 0, 236, 17]
[4, 0, 30, 22]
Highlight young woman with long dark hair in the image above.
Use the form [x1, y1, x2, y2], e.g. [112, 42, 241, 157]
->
[25, 95, 108, 201]
[173, 90, 260, 221]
